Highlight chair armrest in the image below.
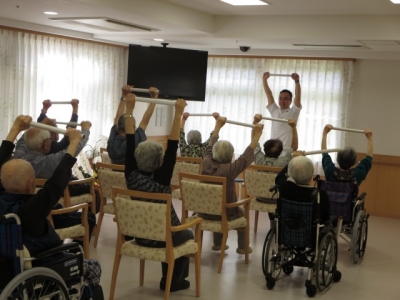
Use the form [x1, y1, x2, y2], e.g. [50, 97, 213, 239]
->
[68, 177, 95, 185]
[34, 242, 82, 259]
[171, 217, 202, 232]
[225, 197, 251, 208]
[357, 192, 366, 200]
[50, 203, 89, 215]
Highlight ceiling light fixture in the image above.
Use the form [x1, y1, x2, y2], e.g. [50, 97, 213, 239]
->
[390, 0, 400, 3]
[220, 0, 269, 6]
[44, 11, 58, 15]
[154, 38, 164, 41]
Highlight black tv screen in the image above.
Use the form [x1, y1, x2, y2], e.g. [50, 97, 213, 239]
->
[127, 45, 208, 101]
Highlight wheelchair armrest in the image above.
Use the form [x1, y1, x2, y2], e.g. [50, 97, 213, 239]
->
[357, 192, 366, 200]
[34, 242, 82, 259]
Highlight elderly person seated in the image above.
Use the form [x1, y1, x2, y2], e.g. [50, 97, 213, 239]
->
[275, 155, 330, 224]
[124, 94, 192, 292]
[178, 112, 219, 157]
[0, 116, 103, 298]
[321, 125, 373, 185]
[37, 99, 80, 154]
[200, 117, 263, 254]
[252, 114, 298, 167]
[107, 85, 157, 164]
[13, 121, 97, 243]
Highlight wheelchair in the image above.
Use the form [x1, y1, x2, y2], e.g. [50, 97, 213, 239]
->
[316, 177, 369, 263]
[262, 188, 341, 298]
[0, 213, 89, 300]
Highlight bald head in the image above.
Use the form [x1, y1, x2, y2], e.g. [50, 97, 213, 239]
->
[1, 159, 35, 194]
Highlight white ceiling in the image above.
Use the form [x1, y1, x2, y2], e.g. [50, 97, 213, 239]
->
[1, 0, 400, 60]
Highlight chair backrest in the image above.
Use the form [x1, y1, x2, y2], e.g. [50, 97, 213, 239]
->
[244, 165, 281, 199]
[96, 162, 126, 199]
[179, 172, 226, 216]
[318, 180, 357, 222]
[112, 187, 171, 242]
[170, 157, 203, 189]
[280, 198, 315, 248]
[101, 151, 112, 164]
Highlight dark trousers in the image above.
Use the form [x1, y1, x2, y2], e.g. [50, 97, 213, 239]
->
[68, 184, 101, 213]
[136, 229, 193, 285]
[161, 229, 193, 284]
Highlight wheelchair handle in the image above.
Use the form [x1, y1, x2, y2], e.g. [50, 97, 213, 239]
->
[357, 192, 367, 200]
[269, 184, 278, 193]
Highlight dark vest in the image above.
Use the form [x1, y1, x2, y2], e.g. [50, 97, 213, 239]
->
[0, 192, 62, 258]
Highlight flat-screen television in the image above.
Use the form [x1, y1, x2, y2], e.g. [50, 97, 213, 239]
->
[127, 45, 208, 101]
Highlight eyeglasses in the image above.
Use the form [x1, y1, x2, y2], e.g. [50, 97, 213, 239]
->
[279, 97, 291, 101]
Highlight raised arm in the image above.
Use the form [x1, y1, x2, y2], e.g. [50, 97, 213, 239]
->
[292, 73, 302, 108]
[73, 121, 90, 157]
[169, 99, 187, 140]
[249, 124, 264, 150]
[138, 87, 158, 131]
[37, 100, 51, 122]
[1, 116, 32, 167]
[114, 85, 131, 124]
[252, 114, 262, 140]
[201, 112, 220, 147]
[212, 117, 226, 139]
[365, 129, 373, 157]
[65, 128, 84, 157]
[180, 112, 189, 130]
[321, 124, 332, 150]
[69, 99, 79, 126]
[124, 93, 137, 179]
[288, 119, 298, 151]
[262, 72, 275, 107]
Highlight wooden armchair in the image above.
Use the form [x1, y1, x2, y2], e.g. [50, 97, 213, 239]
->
[179, 172, 251, 273]
[109, 187, 202, 300]
[244, 165, 281, 233]
[94, 162, 126, 248]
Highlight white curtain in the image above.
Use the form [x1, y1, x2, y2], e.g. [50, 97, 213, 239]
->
[0, 29, 127, 147]
[185, 57, 354, 168]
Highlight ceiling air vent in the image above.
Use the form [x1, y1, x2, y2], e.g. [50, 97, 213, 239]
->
[293, 44, 370, 50]
[50, 17, 159, 32]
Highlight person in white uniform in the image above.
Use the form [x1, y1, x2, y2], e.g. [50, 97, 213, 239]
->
[262, 72, 302, 156]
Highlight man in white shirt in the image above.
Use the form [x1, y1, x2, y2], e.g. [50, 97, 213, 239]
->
[262, 72, 302, 156]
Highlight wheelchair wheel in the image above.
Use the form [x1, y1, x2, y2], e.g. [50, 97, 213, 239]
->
[0, 267, 69, 300]
[352, 209, 368, 264]
[262, 227, 282, 282]
[315, 231, 338, 292]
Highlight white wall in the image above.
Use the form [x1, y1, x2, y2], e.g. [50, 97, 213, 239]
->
[350, 60, 400, 156]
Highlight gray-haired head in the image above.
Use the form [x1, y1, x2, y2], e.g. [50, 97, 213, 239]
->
[337, 146, 357, 170]
[288, 156, 314, 185]
[117, 114, 136, 134]
[187, 130, 202, 145]
[134, 140, 164, 173]
[212, 140, 234, 164]
[24, 128, 50, 151]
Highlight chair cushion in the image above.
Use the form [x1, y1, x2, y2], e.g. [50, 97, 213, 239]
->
[55, 225, 85, 240]
[103, 203, 114, 214]
[121, 239, 198, 262]
[171, 189, 181, 199]
[250, 198, 276, 213]
[186, 215, 247, 233]
[59, 194, 92, 206]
